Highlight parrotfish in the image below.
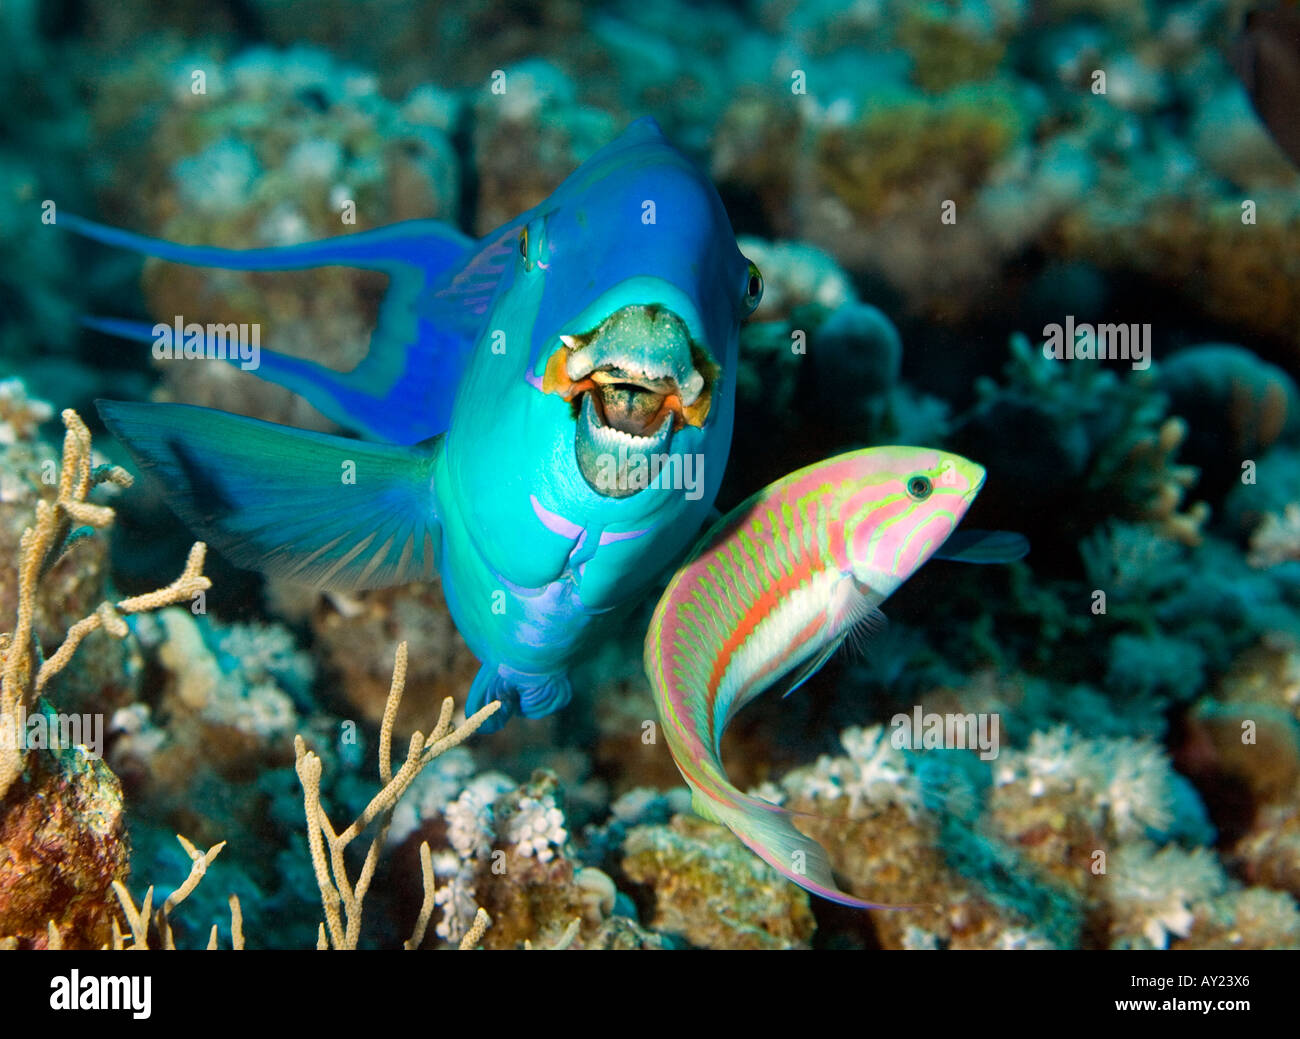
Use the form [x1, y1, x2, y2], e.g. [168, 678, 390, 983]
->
[66, 117, 766, 729]
[644, 446, 986, 907]
[1233, 3, 1300, 167]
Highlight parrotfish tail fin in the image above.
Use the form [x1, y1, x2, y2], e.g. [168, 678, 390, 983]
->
[96, 399, 442, 590]
[66, 213, 491, 444]
[933, 529, 1030, 564]
[518, 673, 573, 720]
[688, 773, 891, 910]
[465, 665, 574, 732]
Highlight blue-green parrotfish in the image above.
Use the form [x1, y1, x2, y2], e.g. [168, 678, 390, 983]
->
[69, 118, 761, 729]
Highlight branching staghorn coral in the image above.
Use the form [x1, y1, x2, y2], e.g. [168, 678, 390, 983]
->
[0, 408, 210, 800]
[110, 834, 245, 950]
[295, 641, 500, 950]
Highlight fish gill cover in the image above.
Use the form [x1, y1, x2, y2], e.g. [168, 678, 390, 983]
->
[0, 0, 1297, 980]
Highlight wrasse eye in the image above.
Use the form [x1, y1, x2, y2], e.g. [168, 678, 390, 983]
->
[742, 261, 763, 314]
[906, 475, 933, 501]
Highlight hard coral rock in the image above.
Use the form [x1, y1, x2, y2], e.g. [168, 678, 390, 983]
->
[0, 740, 129, 949]
[621, 814, 815, 950]
[309, 582, 481, 740]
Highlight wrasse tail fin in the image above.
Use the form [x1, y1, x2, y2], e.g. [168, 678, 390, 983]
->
[67, 213, 483, 444]
[96, 399, 442, 590]
[692, 784, 895, 910]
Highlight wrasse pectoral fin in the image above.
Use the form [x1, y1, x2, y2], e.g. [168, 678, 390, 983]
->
[933, 529, 1029, 564]
[96, 399, 443, 590]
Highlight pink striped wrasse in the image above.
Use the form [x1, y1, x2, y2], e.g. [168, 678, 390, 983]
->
[643, 445, 986, 908]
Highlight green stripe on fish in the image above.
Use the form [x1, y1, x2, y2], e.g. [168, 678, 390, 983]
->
[644, 446, 986, 909]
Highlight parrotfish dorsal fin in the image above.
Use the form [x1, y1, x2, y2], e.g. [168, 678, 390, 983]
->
[66, 213, 485, 444]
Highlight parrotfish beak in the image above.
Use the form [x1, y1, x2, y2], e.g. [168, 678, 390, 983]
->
[541, 303, 720, 498]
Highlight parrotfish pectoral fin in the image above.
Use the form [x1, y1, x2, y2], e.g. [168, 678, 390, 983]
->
[96, 400, 443, 590]
[933, 529, 1030, 564]
[696, 785, 892, 910]
[67, 213, 483, 444]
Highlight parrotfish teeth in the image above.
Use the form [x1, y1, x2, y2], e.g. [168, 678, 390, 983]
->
[576, 392, 674, 497]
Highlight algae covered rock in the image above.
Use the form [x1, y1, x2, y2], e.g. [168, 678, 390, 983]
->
[621, 813, 815, 949]
[0, 735, 130, 949]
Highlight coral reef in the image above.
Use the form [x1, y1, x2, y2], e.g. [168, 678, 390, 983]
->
[4, 0, 1300, 955]
[621, 813, 816, 950]
[0, 405, 209, 947]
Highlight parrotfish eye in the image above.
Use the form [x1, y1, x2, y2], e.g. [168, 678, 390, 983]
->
[518, 227, 529, 260]
[742, 261, 763, 313]
[906, 474, 933, 501]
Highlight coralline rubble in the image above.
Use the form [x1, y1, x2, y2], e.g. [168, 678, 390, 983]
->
[777, 725, 1076, 950]
[390, 761, 664, 949]
[766, 719, 1300, 950]
[111, 609, 302, 832]
[1182, 638, 1300, 904]
[469, 59, 617, 235]
[303, 582, 483, 740]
